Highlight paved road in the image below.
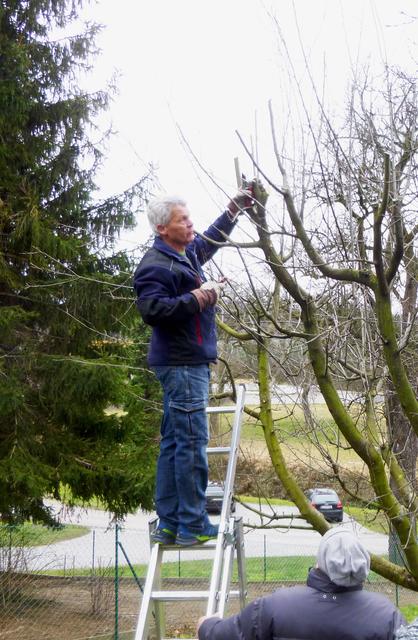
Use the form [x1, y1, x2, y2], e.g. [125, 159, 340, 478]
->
[235, 382, 383, 406]
[24, 500, 388, 572]
[18, 383, 388, 571]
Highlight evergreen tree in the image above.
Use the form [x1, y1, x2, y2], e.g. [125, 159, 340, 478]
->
[0, 0, 159, 524]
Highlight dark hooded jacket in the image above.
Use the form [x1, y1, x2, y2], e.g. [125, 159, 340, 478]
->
[133, 211, 236, 366]
[198, 568, 406, 640]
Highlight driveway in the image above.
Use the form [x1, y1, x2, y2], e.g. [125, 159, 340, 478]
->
[24, 500, 388, 572]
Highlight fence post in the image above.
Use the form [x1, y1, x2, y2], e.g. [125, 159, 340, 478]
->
[263, 535, 267, 582]
[388, 527, 402, 607]
[92, 529, 96, 575]
[114, 524, 119, 640]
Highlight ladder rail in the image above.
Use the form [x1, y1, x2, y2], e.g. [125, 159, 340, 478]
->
[134, 543, 163, 640]
[215, 517, 236, 618]
[205, 521, 226, 615]
[206, 385, 246, 615]
[153, 539, 166, 640]
[218, 384, 245, 524]
[235, 518, 248, 610]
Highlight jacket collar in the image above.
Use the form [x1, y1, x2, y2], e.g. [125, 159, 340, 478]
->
[153, 236, 191, 263]
[307, 567, 364, 593]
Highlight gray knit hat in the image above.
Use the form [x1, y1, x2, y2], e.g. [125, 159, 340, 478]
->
[317, 527, 371, 587]
[395, 618, 418, 639]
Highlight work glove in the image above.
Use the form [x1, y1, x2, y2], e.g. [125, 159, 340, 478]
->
[226, 186, 254, 218]
[201, 280, 226, 297]
[191, 280, 226, 311]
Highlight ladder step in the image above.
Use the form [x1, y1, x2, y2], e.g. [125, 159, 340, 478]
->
[206, 446, 231, 455]
[206, 405, 236, 414]
[152, 590, 210, 601]
[151, 590, 242, 602]
[152, 541, 218, 550]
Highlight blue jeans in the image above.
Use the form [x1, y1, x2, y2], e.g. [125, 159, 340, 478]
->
[153, 364, 210, 536]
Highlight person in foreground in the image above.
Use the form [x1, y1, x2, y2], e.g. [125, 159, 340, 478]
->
[133, 187, 254, 547]
[395, 617, 418, 639]
[197, 527, 406, 640]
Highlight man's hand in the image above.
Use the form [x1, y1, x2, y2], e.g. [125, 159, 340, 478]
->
[200, 279, 226, 298]
[191, 280, 226, 311]
[227, 186, 254, 217]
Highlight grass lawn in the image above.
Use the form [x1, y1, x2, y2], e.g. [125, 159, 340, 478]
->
[123, 555, 317, 582]
[57, 484, 108, 511]
[217, 401, 375, 471]
[344, 504, 389, 534]
[44, 554, 386, 584]
[42, 555, 315, 581]
[0, 522, 90, 546]
[238, 495, 292, 507]
[402, 604, 418, 622]
[240, 403, 337, 441]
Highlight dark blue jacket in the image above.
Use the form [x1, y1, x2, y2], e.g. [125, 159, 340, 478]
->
[133, 211, 236, 366]
[198, 568, 406, 640]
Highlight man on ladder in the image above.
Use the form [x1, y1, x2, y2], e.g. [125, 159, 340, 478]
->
[133, 187, 254, 546]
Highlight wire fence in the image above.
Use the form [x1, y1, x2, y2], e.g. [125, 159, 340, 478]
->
[0, 523, 415, 640]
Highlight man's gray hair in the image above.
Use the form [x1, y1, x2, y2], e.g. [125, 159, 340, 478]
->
[147, 195, 187, 234]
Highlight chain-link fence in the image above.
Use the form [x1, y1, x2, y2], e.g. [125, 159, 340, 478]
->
[0, 523, 415, 640]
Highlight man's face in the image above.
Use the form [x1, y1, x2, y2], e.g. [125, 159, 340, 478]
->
[157, 205, 194, 252]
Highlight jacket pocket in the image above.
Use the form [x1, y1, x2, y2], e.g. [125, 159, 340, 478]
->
[170, 399, 206, 413]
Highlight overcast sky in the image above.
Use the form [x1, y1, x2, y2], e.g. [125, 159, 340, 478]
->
[80, 0, 417, 251]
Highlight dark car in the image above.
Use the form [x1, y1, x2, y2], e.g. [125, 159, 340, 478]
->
[205, 481, 236, 515]
[306, 488, 343, 522]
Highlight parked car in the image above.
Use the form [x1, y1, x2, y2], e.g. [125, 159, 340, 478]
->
[305, 487, 343, 522]
[205, 481, 236, 515]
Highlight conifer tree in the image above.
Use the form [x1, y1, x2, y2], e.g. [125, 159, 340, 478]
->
[0, 0, 159, 524]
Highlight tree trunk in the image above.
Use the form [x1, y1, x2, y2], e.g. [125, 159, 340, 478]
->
[386, 378, 418, 490]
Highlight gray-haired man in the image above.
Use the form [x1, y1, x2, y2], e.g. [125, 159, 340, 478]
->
[198, 527, 406, 640]
[134, 188, 254, 546]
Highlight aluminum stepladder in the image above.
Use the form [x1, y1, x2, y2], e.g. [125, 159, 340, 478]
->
[134, 384, 247, 640]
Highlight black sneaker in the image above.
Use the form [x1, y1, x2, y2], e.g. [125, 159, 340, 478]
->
[175, 524, 219, 546]
[150, 527, 176, 545]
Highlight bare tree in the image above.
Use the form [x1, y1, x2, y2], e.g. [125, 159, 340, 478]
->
[213, 66, 417, 591]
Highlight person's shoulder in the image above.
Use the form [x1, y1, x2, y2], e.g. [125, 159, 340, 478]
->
[355, 588, 404, 615]
[137, 245, 172, 269]
[358, 589, 395, 603]
[265, 585, 310, 606]
[139, 245, 161, 261]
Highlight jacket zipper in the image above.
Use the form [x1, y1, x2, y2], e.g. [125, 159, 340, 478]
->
[194, 273, 203, 345]
[195, 315, 203, 345]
